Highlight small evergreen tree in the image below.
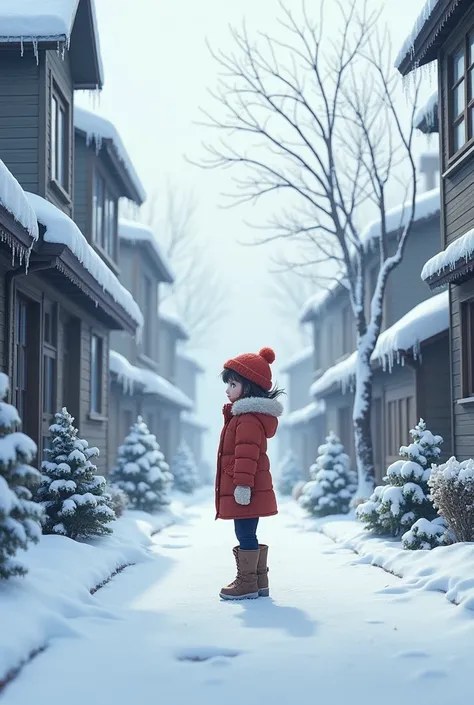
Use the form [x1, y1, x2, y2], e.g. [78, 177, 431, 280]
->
[171, 441, 200, 494]
[0, 374, 43, 579]
[277, 450, 304, 496]
[357, 419, 442, 537]
[110, 417, 172, 512]
[38, 408, 115, 539]
[299, 432, 356, 516]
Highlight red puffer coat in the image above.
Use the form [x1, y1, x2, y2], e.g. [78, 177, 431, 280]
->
[215, 396, 282, 520]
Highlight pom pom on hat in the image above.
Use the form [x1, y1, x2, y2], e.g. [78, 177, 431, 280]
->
[259, 347, 275, 364]
[224, 346, 276, 391]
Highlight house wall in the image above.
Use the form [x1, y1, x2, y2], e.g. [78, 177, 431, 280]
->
[159, 322, 178, 383]
[417, 333, 452, 461]
[450, 280, 474, 459]
[176, 356, 198, 403]
[286, 356, 313, 412]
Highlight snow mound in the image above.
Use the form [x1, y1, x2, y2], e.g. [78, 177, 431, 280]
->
[74, 107, 146, 203]
[0, 160, 38, 240]
[26, 193, 143, 330]
[422, 226, 474, 282]
[110, 350, 192, 410]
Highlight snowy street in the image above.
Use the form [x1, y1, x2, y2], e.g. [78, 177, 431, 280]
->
[3, 497, 472, 705]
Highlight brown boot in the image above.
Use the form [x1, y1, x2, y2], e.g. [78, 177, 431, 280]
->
[220, 548, 259, 600]
[257, 544, 270, 597]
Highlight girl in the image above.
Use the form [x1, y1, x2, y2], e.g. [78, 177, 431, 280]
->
[216, 347, 284, 600]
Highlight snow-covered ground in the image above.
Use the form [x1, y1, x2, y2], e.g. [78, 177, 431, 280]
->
[3, 497, 474, 704]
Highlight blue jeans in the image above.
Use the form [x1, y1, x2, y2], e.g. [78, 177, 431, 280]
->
[234, 518, 259, 551]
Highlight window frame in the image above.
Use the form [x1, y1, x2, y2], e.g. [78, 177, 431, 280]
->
[90, 332, 104, 416]
[91, 166, 118, 262]
[42, 300, 58, 449]
[448, 29, 474, 160]
[50, 82, 70, 194]
[461, 299, 474, 398]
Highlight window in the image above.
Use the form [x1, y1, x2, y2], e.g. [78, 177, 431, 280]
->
[462, 300, 474, 397]
[91, 333, 103, 414]
[142, 276, 153, 358]
[386, 396, 415, 457]
[51, 86, 69, 190]
[13, 298, 28, 423]
[92, 171, 117, 259]
[42, 302, 57, 450]
[449, 31, 474, 156]
[342, 304, 351, 355]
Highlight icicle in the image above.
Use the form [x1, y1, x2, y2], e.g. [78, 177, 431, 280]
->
[56, 41, 60, 56]
[20, 37, 24, 57]
[33, 38, 39, 65]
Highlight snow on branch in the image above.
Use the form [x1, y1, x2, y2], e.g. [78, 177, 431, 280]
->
[26, 193, 143, 329]
[74, 107, 146, 203]
[422, 226, 474, 282]
[0, 160, 38, 240]
[110, 350, 192, 410]
[310, 291, 449, 397]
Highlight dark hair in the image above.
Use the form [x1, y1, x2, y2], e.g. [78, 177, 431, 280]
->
[221, 368, 285, 400]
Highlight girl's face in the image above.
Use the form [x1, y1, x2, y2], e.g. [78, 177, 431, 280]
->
[226, 379, 243, 403]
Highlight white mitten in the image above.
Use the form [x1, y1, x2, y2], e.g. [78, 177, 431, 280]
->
[234, 486, 251, 506]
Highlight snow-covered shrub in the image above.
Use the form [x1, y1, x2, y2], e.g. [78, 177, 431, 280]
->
[107, 485, 129, 518]
[37, 408, 115, 539]
[292, 480, 307, 502]
[171, 441, 200, 494]
[357, 419, 441, 537]
[277, 450, 304, 496]
[429, 457, 474, 543]
[299, 432, 356, 516]
[402, 517, 451, 551]
[110, 417, 172, 512]
[0, 374, 43, 579]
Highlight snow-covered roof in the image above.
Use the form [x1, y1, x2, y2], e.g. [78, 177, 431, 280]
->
[0, 0, 104, 87]
[280, 400, 326, 428]
[26, 193, 143, 329]
[178, 351, 205, 374]
[0, 160, 38, 240]
[110, 350, 192, 410]
[422, 226, 474, 283]
[280, 346, 313, 374]
[395, 0, 439, 69]
[362, 187, 440, 248]
[300, 189, 440, 324]
[159, 300, 189, 340]
[74, 107, 146, 204]
[414, 90, 439, 132]
[310, 292, 449, 397]
[181, 411, 208, 431]
[119, 220, 174, 283]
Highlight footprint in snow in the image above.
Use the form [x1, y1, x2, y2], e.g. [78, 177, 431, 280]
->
[176, 647, 242, 663]
[365, 619, 385, 625]
[412, 669, 447, 680]
[168, 533, 188, 539]
[159, 543, 192, 550]
[397, 650, 429, 659]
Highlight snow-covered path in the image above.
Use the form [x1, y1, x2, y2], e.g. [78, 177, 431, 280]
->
[4, 499, 473, 705]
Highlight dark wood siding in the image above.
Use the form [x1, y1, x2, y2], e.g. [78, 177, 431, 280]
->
[0, 51, 40, 193]
[416, 333, 452, 461]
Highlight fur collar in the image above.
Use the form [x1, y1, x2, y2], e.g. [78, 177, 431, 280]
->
[231, 396, 283, 417]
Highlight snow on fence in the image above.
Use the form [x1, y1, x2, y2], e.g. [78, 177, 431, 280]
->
[310, 291, 449, 397]
[110, 350, 192, 410]
[119, 220, 174, 282]
[422, 226, 474, 282]
[0, 160, 38, 240]
[74, 107, 146, 202]
[26, 193, 144, 329]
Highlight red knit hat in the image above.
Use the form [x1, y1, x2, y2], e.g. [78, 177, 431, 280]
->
[224, 347, 276, 391]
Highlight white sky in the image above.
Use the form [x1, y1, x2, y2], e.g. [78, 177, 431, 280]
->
[78, 0, 436, 463]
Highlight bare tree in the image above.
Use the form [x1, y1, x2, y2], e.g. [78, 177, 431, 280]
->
[144, 182, 227, 349]
[197, 0, 421, 499]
